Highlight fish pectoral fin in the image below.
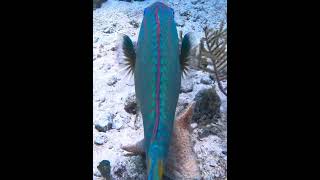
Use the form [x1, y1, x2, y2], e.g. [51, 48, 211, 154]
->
[118, 34, 136, 76]
[120, 138, 145, 155]
[180, 32, 196, 77]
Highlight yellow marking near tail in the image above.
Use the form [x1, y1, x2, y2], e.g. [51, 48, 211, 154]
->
[158, 160, 164, 179]
[148, 158, 151, 170]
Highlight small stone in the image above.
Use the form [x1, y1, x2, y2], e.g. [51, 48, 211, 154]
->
[180, 80, 194, 93]
[93, 0, 107, 9]
[97, 160, 111, 180]
[222, 150, 227, 155]
[180, 10, 191, 17]
[175, 18, 185, 27]
[103, 27, 115, 34]
[95, 95, 105, 102]
[192, 15, 200, 22]
[191, 0, 198, 5]
[108, 145, 113, 149]
[97, 54, 102, 58]
[200, 76, 213, 85]
[124, 93, 137, 114]
[100, 97, 106, 103]
[94, 37, 99, 43]
[190, 123, 198, 129]
[113, 118, 123, 130]
[107, 76, 118, 86]
[94, 169, 102, 177]
[126, 81, 134, 86]
[129, 20, 139, 28]
[111, 46, 117, 51]
[95, 113, 114, 132]
[198, 128, 212, 139]
[195, 5, 205, 11]
[209, 74, 215, 80]
[94, 133, 107, 145]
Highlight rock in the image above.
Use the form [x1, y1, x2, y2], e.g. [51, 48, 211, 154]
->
[190, 123, 198, 129]
[175, 97, 189, 116]
[195, 5, 205, 11]
[94, 169, 102, 177]
[191, 0, 199, 5]
[97, 54, 102, 58]
[209, 74, 215, 81]
[103, 27, 115, 34]
[93, 0, 107, 10]
[126, 81, 134, 86]
[94, 37, 99, 43]
[107, 76, 118, 86]
[180, 10, 191, 17]
[119, 0, 132, 2]
[95, 96, 105, 103]
[112, 117, 123, 130]
[200, 76, 213, 85]
[129, 20, 139, 28]
[97, 160, 111, 180]
[192, 15, 200, 22]
[192, 88, 221, 126]
[198, 125, 222, 138]
[95, 113, 113, 132]
[124, 93, 137, 114]
[110, 46, 117, 51]
[94, 133, 108, 145]
[180, 80, 194, 93]
[175, 18, 185, 27]
[113, 164, 127, 178]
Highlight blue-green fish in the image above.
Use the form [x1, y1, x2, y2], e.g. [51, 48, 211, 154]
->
[120, 2, 193, 179]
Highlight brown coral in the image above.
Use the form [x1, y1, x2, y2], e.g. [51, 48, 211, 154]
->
[121, 103, 201, 179]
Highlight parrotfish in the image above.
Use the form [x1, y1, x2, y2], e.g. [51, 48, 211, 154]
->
[119, 2, 194, 179]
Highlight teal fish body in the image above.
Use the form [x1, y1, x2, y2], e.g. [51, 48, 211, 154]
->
[120, 2, 193, 179]
[135, 2, 180, 179]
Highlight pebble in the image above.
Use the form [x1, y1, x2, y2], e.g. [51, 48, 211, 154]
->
[180, 80, 194, 93]
[200, 76, 213, 85]
[94, 133, 108, 145]
[94, 113, 114, 132]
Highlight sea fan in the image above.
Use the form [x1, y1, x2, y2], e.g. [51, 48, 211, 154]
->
[197, 21, 227, 96]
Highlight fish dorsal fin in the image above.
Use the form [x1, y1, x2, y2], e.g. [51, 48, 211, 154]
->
[118, 34, 136, 76]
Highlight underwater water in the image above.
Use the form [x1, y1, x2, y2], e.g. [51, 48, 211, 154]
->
[93, 0, 227, 179]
